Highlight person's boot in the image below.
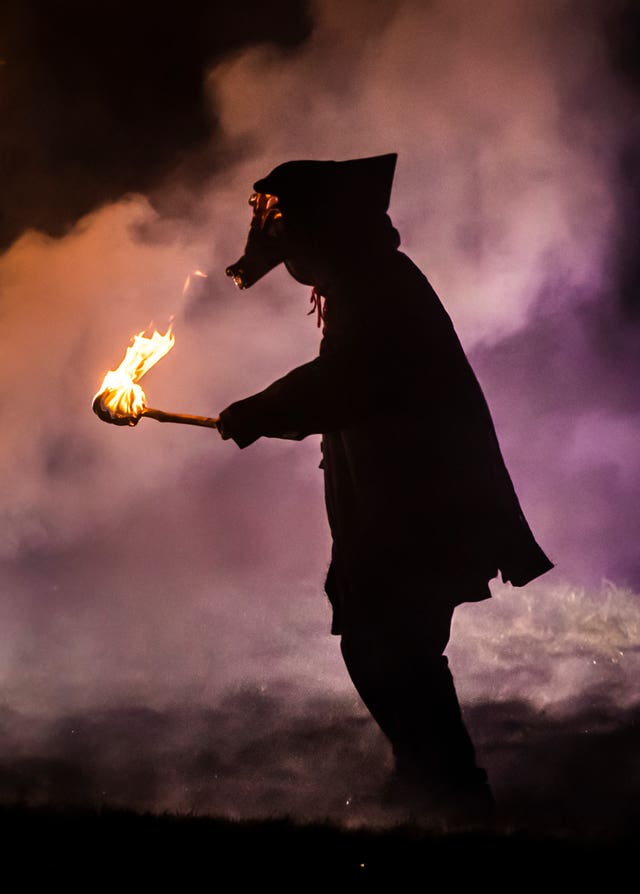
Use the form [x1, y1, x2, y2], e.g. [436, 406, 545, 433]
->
[384, 755, 496, 828]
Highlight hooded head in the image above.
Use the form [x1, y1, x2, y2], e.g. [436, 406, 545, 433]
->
[226, 153, 399, 289]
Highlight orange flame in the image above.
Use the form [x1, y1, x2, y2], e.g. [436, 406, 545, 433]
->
[93, 327, 175, 425]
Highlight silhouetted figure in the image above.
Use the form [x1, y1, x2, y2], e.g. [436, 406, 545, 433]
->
[220, 154, 553, 823]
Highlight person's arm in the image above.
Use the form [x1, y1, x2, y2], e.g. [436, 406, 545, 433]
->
[218, 349, 378, 448]
[217, 299, 454, 449]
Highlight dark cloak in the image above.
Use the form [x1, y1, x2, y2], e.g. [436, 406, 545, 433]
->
[219, 154, 554, 634]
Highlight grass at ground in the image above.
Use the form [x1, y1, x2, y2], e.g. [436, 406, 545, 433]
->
[1, 803, 635, 885]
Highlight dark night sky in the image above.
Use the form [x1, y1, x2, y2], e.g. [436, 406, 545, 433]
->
[0, 0, 639, 828]
[0, 0, 312, 247]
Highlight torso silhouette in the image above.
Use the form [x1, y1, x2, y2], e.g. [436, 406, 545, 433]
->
[220, 220, 552, 635]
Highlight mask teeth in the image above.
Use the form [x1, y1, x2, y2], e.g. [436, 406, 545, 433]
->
[225, 265, 246, 288]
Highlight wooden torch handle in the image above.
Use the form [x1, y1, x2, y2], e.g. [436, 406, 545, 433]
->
[141, 407, 219, 429]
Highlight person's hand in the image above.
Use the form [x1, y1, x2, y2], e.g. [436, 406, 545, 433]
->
[216, 415, 230, 439]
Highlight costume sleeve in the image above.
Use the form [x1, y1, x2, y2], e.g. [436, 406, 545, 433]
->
[218, 349, 381, 448]
[217, 302, 454, 449]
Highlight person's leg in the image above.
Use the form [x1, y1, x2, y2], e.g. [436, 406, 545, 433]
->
[340, 598, 493, 820]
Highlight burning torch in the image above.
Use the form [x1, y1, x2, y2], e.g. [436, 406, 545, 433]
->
[92, 325, 219, 430]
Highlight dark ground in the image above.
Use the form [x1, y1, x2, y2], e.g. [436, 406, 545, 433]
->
[2, 804, 636, 885]
[2, 691, 639, 830]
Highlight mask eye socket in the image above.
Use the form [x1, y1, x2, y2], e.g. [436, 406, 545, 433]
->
[249, 192, 283, 231]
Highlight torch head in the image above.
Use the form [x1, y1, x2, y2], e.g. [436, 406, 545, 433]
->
[92, 392, 140, 426]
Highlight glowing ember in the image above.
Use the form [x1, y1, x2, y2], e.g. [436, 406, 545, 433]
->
[93, 327, 175, 426]
[182, 269, 208, 295]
